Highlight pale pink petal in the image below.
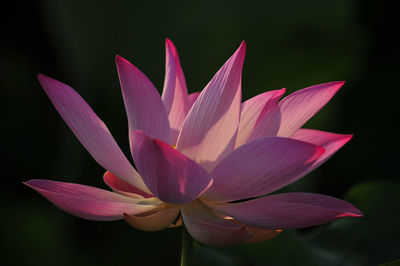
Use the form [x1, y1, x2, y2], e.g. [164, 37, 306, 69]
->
[292, 129, 353, 175]
[124, 207, 180, 231]
[188, 92, 200, 110]
[116, 56, 170, 144]
[176, 42, 246, 171]
[244, 226, 281, 244]
[201, 137, 324, 202]
[211, 193, 363, 230]
[37, 74, 148, 193]
[24, 179, 161, 221]
[103, 171, 153, 199]
[276, 81, 344, 137]
[162, 39, 189, 144]
[236, 89, 285, 148]
[246, 105, 281, 143]
[181, 200, 252, 246]
[131, 130, 213, 204]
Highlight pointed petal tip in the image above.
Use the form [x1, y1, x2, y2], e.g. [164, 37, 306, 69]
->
[115, 54, 126, 64]
[115, 55, 136, 68]
[278, 87, 286, 95]
[343, 134, 353, 142]
[238, 41, 246, 54]
[338, 207, 364, 218]
[165, 38, 173, 46]
[37, 73, 46, 80]
[37, 73, 55, 85]
[328, 80, 346, 90]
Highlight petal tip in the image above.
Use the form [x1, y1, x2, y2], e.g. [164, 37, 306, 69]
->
[37, 73, 47, 80]
[329, 80, 346, 90]
[37, 73, 54, 85]
[343, 134, 354, 142]
[165, 38, 173, 46]
[238, 41, 247, 54]
[338, 209, 364, 218]
[115, 54, 125, 64]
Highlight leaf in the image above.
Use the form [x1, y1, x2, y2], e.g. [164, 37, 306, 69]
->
[305, 181, 400, 266]
[379, 258, 400, 266]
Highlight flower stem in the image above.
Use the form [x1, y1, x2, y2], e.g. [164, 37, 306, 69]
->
[180, 225, 194, 266]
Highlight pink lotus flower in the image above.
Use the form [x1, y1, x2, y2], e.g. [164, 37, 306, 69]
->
[25, 39, 362, 246]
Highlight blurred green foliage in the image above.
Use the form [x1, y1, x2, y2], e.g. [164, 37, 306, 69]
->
[1, 0, 399, 265]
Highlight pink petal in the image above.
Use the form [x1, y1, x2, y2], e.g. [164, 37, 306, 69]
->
[176, 42, 246, 171]
[24, 179, 161, 221]
[162, 39, 189, 144]
[201, 137, 324, 202]
[210, 193, 363, 230]
[236, 89, 285, 148]
[246, 105, 281, 143]
[188, 92, 200, 110]
[244, 226, 281, 244]
[103, 171, 153, 199]
[37, 74, 148, 193]
[124, 207, 180, 231]
[292, 129, 353, 175]
[276, 81, 344, 137]
[131, 130, 213, 204]
[116, 56, 171, 144]
[181, 200, 252, 246]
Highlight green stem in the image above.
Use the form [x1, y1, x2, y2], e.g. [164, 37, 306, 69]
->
[180, 225, 194, 266]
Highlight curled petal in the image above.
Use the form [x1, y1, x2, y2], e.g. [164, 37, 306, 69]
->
[37, 74, 148, 193]
[103, 171, 153, 199]
[124, 207, 180, 231]
[210, 193, 363, 230]
[181, 200, 252, 246]
[131, 130, 213, 204]
[177, 42, 246, 171]
[116, 55, 171, 144]
[236, 89, 285, 147]
[162, 39, 189, 144]
[24, 179, 161, 221]
[202, 137, 324, 202]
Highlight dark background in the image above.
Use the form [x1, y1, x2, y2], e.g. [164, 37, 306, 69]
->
[1, 0, 399, 265]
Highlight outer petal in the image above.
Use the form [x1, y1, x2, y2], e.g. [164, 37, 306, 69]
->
[124, 207, 180, 231]
[244, 226, 281, 244]
[292, 129, 353, 175]
[236, 89, 285, 148]
[188, 92, 200, 110]
[116, 56, 171, 144]
[37, 74, 148, 193]
[131, 130, 213, 204]
[276, 81, 344, 137]
[177, 42, 246, 171]
[202, 137, 324, 202]
[24, 179, 161, 221]
[103, 171, 153, 199]
[211, 193, 363, 230]
[181, 200, 252, 246]
[161, 39, 189, 144]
